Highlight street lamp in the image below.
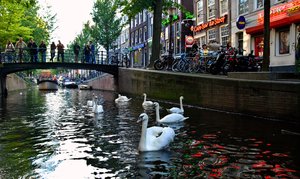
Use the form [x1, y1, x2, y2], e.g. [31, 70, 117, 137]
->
[168, 7, 176, 57]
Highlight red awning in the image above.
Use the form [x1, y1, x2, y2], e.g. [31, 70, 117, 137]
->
[246, 13, 300, 34]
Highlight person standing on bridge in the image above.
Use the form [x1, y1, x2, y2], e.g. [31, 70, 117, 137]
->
[15, 37, 27, 63]
[50, 42, 56, 62]
[39, 40, 47, 63]
[73, 42, 80, 63]
[84, 44, 91, 63]
[27, 39, 34, 62]
[57, 40, 64, 62]
[5, 40, 15, 62]
[31, 41, 38, 63]
[89, 41, 95, 64]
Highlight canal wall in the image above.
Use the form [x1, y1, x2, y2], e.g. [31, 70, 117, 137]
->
[85, 74, 116, 91]
[118, 68, 300, 123]
[6, 74, 27, 91]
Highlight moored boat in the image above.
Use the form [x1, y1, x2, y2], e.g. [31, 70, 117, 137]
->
[78, 84, 92, 90]
[63, 79, 78, 89]
[37, 70, 58, 90]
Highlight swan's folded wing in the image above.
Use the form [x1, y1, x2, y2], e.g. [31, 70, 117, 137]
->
[147, 126, 164, 137]
[155, 127, 175, 147]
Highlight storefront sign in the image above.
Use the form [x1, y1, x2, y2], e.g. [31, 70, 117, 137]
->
[236, 16, 246, 30]
[185, 36, 194, 48]
[131, 43, 145, 51]
[190, 15, 227, 33]
[257, 0, 300, 24]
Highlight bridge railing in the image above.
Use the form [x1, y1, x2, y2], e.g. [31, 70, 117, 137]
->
[0, 48, 127, 66]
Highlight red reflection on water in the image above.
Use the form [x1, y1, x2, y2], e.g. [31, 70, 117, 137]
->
[272, 153, 289, 157]
[212, 144, 225, 149]
[191, 152, 204, 158]
[210, 168, 223, 178]
[272, 164, 297, 174]
[202, 134, 217, 139]
[252, 161, 273, 169]
[190, 140, 204, 147]
[262, 150, 271, 154]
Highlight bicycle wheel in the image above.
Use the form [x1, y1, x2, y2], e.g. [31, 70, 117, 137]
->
[172, 59, 180, 72]
[154, 59, 164, 70]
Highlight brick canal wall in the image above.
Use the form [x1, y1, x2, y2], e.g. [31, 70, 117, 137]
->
[118, 68, 300, 123]
[6, 74, 27, 91]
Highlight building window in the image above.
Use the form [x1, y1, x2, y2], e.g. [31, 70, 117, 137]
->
[135, 15, 138, 26]
[149, 16, 153, 38]
[278, 29, 290, 55]
[220, 25, 229, 46]
[255, 0, 264, 9]
[144, 26, 147, 41]
[220, 0, 228, 15]
[200, 36, 206, 47]
[143, 10, 147, 22]
[197, 0, 204, 24]
[208, 0, 216, 19]
[239, 0, 249, 15]
[135, 31, 138, 44]
[131, 32, 134, 45]
[237, 32, 244, 54]
[139, 28, 143, 43]
[139, 12, 143, 24]
[208, 28, 216, 42]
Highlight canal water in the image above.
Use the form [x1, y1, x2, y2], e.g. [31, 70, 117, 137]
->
[0, 88, 299, 178]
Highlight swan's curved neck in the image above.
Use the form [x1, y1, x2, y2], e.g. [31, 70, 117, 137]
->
[139, 119, 148, 149]
[143, 94, 147, 102]
[180, 98, 183, 111]
[155, 105, 161, 122]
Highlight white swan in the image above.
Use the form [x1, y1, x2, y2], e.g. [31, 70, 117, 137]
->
[87, 93, 95, 107]
[115, 94, 131, 103]
[137, 113, 175, 152]
[93, 96, 104, 113]
[142, 93, 154, 109]
[167, 96, 184, 114]
[154, 102, 189, 123]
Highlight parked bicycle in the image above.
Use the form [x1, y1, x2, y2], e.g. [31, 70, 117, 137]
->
[154, 54, 174, 70]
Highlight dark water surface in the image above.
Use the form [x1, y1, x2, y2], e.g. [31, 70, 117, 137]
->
[0, 88, 299, 178]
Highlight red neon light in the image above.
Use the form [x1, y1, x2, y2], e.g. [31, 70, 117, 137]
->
[257, 0, 300, 24]
[191, 15, 227, 33]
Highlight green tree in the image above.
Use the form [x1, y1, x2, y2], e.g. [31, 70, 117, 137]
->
[116, 0, 181, 68]
[91, 0, 121, 58]
[0, 0, 53, 48]
[0, 0, 32, 46]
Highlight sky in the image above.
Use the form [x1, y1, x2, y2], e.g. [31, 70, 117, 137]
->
[38, 0, 95, 45]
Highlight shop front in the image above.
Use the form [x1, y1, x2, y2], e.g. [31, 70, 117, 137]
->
[129, 43, 146, 67]
[246, 0, 300, 72]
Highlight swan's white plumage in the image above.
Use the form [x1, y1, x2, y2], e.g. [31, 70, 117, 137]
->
[142, 93, 154, 109]
[115, 94, 131, 103]
[155, 102, 188, 123]
[93, 96, 104, 113]
[138, 113, 175, 152]
[167, 96, 184, 114]
[87, 93, 95, 107]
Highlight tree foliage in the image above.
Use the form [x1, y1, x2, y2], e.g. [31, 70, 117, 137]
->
[91, 0, 122, 56]
[0, 0, 55, 48]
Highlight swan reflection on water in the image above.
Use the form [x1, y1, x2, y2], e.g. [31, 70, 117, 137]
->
[137, 150, 173, 178]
